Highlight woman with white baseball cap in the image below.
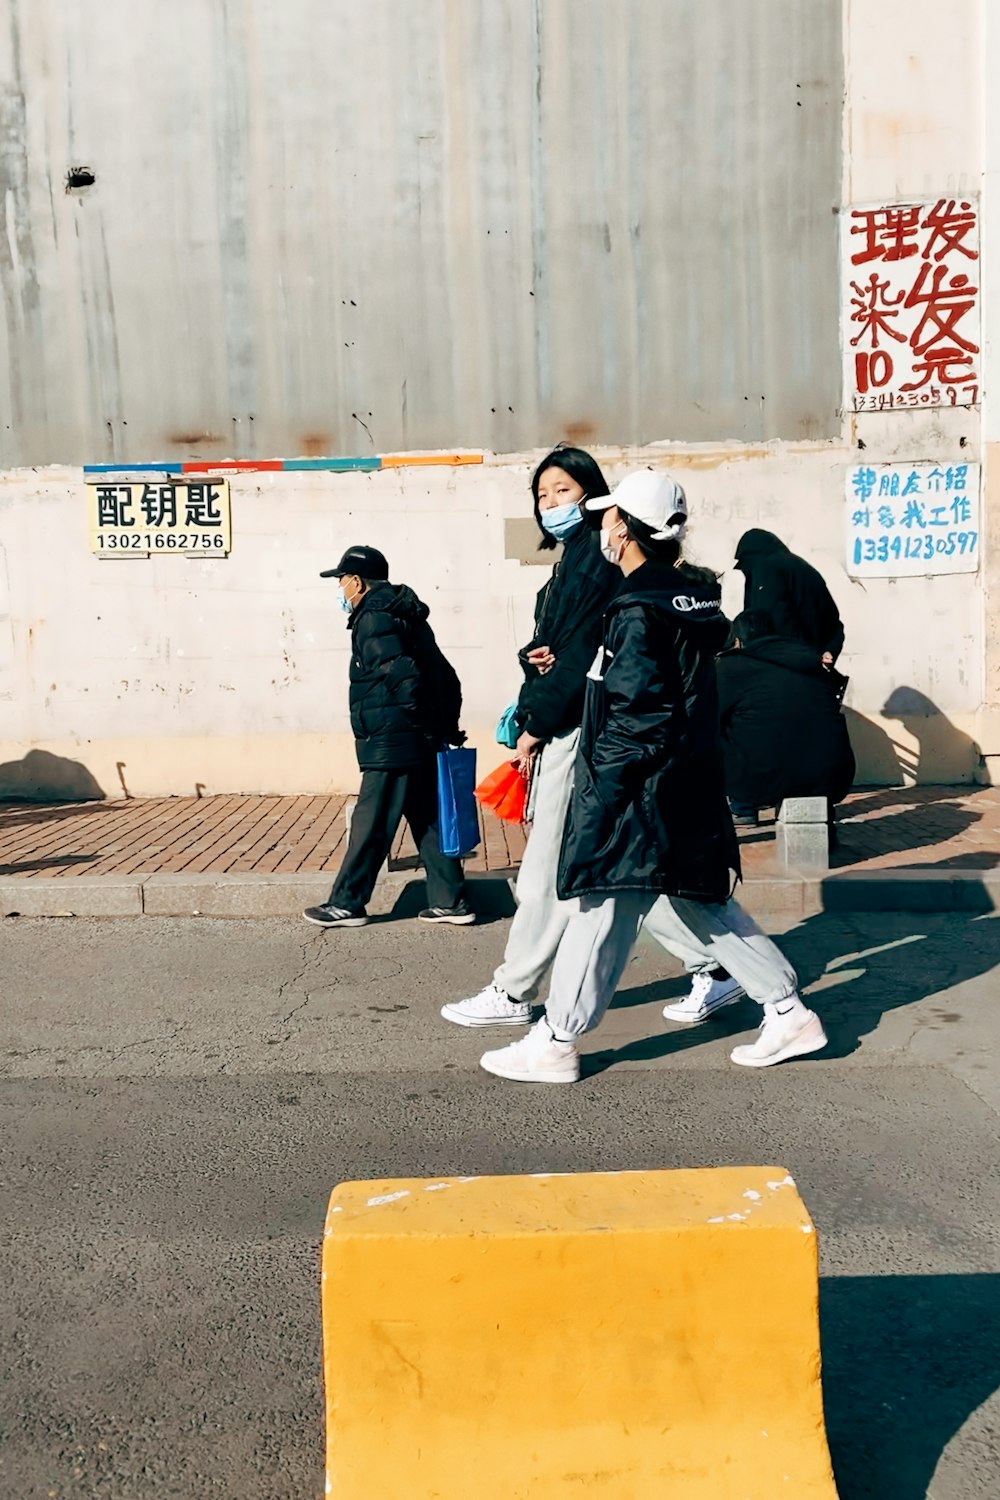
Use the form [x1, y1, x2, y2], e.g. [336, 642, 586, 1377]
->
[480, 469, 827, 1083]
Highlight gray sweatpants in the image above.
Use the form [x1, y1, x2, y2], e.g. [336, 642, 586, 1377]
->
[494, 730, 798, 1012]
[546, 892, 799, 1039]
[494, 729, 583, 1003]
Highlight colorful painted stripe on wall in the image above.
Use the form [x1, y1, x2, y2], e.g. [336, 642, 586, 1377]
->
[84, 462, 185, 475]
[83, 453, 484, 476]
[379, 452, 484, 469]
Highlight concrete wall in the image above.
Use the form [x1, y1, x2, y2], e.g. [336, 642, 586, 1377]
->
[837, 0, 992, 783]
[981, 0, 1000, 771]
[0, 0, 995, 797]
[0, 440, 988, 798]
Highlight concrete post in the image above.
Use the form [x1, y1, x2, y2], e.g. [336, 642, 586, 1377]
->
[776, 797, 830, 871]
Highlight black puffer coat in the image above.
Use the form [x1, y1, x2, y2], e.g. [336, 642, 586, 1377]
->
[517, 524, 620, 741]
[717, 636, 856, 809]
[735, 530, 845, 662]
[557, 563, 740, 904]
[347, 583, 462, 770]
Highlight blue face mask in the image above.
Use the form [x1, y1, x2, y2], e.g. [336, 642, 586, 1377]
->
[338, 584, 355, 614]
[540, 502, 583, 542]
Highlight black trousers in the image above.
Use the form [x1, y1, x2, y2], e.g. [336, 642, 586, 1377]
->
[330, 761, 466, 912]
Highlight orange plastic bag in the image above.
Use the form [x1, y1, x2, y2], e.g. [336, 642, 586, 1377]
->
[474, 759, 528, 824]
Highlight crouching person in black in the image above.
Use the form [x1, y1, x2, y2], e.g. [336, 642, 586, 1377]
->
[304, 545, 473, 929]
[717, 610, 856, 827]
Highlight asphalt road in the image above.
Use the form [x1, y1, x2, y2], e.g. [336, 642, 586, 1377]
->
[2, 909, 999, 1499]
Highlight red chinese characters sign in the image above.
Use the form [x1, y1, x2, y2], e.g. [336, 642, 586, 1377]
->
[843, 197, 980, 411]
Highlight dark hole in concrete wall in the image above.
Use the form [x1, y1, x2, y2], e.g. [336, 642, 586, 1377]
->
[66, 166, 96, 192]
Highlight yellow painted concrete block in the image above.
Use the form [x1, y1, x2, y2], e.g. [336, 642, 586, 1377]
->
[321, 1166, 839, 1499]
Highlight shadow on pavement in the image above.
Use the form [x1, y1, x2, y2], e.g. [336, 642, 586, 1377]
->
[0, 800, 109, 829]
[820, 1273, 1000, 1500]
[602, 910, 1000, 1066]
[832, 797, 983, 867]
[385, 877, 515, 926]
[0, 853, 98, 875]
[777, 908, 1000, 1063]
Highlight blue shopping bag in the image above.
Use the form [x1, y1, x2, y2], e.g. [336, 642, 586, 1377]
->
[437, 745, 481, 857]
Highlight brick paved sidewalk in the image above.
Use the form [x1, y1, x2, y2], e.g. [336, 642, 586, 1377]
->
[0, 794, 528, 879]
[0, 785, 996, 880]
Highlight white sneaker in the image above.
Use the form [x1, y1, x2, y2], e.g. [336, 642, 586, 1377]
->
[662, 971, 745, 1025]
[441, 982, 532, 1029]
[480, 1018, 580, 1084]
[730, 1001, 827, 1068]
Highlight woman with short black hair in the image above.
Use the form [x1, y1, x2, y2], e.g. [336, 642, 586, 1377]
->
[441, 445, 620, 1027]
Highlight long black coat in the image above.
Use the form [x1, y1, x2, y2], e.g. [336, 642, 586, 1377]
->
[517, 524, 620, 741]
[716, 636, 856, 809]
[347, 583, 462, 770]
[735, 530, 845, 662]
[557, 563, 740, 905]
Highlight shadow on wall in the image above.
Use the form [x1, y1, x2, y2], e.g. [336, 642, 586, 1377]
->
[0, 750, 106, 803]
[882, 687, 985, 784]
[845, 692, 986, 785]
[843, 708, 901, 785]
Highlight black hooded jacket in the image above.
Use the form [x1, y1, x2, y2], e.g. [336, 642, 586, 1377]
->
[735, 530, 845, 662]
[517, 523, 620, 741]
[557, 563, 740, 904]
[716, 636, 856, 809]
[347, 582, 462, 770]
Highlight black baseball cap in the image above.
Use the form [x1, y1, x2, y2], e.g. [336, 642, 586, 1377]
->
[320, 545, 389, 581]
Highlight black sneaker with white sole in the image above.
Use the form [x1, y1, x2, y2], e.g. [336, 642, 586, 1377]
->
[418, 902, 475, 926]
[302, 903, 369, 928]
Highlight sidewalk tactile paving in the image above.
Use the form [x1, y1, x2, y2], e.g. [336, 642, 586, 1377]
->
[0, 787, 994, 881]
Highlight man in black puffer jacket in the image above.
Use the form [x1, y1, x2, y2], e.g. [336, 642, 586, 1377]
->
[303, 545, 472, 929]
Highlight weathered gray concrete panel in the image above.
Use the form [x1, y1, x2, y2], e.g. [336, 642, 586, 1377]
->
[0, 0, 842, 465]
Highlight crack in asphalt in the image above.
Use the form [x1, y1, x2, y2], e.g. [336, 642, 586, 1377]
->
[274, 935, 337, 1030]
[98, 1022, 186, 1076]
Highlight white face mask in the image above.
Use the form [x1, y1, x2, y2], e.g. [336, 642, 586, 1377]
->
[540, 502, 583, 542]
[338, 580, 360, 613]
[600, 523, 626, 566]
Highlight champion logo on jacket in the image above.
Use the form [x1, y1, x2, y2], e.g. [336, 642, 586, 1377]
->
[587, 567, 730, 680]
[603, 566, 729, 640]
[672, 593, 719, 614]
